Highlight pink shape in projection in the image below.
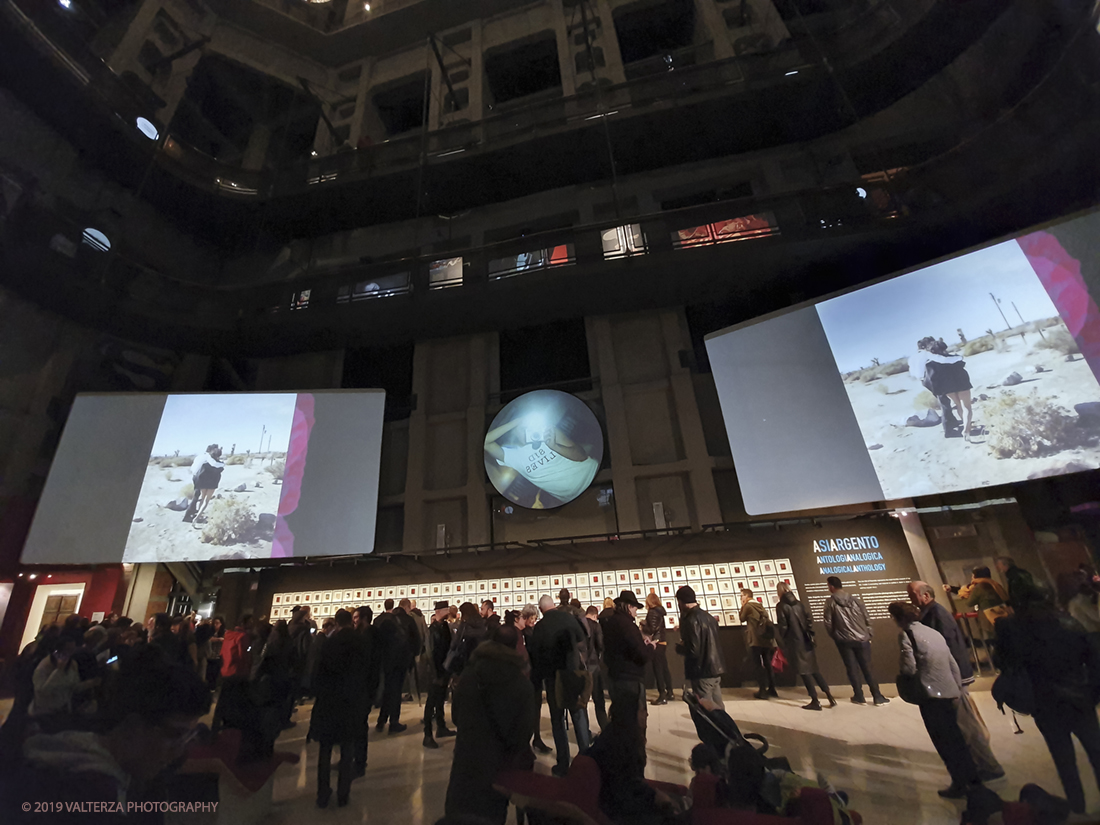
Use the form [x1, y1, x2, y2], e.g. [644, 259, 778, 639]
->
[272, 393, 315, 558]
[1017, 231, 1100, 383]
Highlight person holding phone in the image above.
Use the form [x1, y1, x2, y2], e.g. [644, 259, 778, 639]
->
[30, 638, 100, 727]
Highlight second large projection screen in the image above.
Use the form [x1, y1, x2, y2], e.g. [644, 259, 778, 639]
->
[706, 210, 1100, 514]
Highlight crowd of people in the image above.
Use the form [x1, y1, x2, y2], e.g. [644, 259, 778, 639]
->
[1, 553, 1098, 824]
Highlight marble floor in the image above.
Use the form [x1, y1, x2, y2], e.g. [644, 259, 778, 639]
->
[263, 678, 1100, 825]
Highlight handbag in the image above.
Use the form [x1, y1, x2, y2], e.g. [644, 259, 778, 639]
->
[771, 648, 787, 673]
[983, 604, 1013, 624]
[992, 665, 1035, 715]
[443, 624, 467, 674]
[896, 629, 930, 705]
[554, 668, 593, 711]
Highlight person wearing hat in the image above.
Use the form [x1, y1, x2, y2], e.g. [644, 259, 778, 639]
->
[600, 590, 656, 745]
[423, 601, 457, 749]
[676, 585, 726, 709]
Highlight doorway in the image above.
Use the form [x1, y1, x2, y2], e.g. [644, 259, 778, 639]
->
[19, 583, 85, 652]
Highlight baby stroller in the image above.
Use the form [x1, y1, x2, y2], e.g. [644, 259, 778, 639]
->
[685, 693, 856, 823]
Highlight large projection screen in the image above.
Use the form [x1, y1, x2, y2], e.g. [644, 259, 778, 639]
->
[22, 390, 385, 564]
[707, 209, 1100, 514]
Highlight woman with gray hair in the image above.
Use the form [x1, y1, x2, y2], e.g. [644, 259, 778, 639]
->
[776, 582, 835, 710]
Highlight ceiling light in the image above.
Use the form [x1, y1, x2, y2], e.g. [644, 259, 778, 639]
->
[135, 117, 159, 140]
[310, 149, 318, 157]
[364, 3, 371, 9]
[59, 0, 72, 8]
[856, 187, 868, 199]
[28, 573, 37, 579]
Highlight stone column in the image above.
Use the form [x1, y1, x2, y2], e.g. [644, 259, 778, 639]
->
[402, 343, 431, 552]
[241, 123, 271, 171]
[587, 317, 639, 532]
[549, 0, 577, 97]
[898, 507, 953, 609]
[107, 0, 163, 73]
[661, 311, 722, 529]
[593, 0, 627, 84]
[465, 334, 492, 547]
[694, 0, 735, 60]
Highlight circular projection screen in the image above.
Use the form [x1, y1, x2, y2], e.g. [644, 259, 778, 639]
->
[484, 389, 603, 509]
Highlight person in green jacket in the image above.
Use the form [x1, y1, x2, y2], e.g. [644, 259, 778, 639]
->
[740, 589, 777, 700]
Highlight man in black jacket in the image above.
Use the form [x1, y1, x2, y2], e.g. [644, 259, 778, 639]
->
[351, 605, 376, 776]
[310, 609, 369, 808]
[584, 606, 609, 731]
[530, 595, 591, 776]
[675, 586, 726, 709]
[909, 581, 1004, 781]
[423, 601, 457, 749]
[396, 599, 424, 703]
[373, 600, 409, 734]
[822, 577, 888, 706]
[600, 590, 654, 753]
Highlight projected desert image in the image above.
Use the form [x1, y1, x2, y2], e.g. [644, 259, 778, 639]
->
[122, 394, 297, 562]
[817, 241, 1100, 499]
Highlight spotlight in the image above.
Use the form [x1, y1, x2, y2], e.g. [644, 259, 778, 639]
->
[135, 117, 159, 140]
[856, 187, 867, 199]
[28, 573, 37, 579]
[59, 0, 72, 8]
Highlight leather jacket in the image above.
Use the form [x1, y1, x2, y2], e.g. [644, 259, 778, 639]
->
[677, 605, 725, 679]
[822, 589, 872, 643]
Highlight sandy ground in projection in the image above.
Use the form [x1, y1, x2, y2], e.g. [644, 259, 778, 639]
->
[841, 326, 1100, 499]
[122, 461, 284, 563]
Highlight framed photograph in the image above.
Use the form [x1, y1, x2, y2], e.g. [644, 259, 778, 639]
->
[526, 577, 538, 590]
[704, 581, 718, 594]
[657, 568, 672, 582]
[591, 587, 602, 600]
[323, 591, 332, 602]
[760, 561, 776, 576]
[663, 599, 676, 612]
[501, 593, 512, 606]
[364, 589, 375, 600]
[666, 615, 678, 630]
[726, 612, 740, 626]
[301, 593, 311, 603]
[577, 573, 590, 587]
[501, 580, 511, 591]
[438, 582, 450, 596]
[396, 586, 408, 599]
[578, 588, 591, 602]
[764, 577, 779, 592]
[616, 570, 630, 586]
[488, 580, 500, 592]
[643, 568, 658, 583]
[514, 578, 525, 591]
[780, 576, 797, 589]
[722, 596, 738, 610]
[733, 580, 747, 594]
[661, 584, 673, 596]
[707, 596, 721, 611]
[564, 574, 575, 588]
[716, 612, 727, 627]
[749, 578, 763, 592]
[344, 590, 355, 602]
[386, 587, 396, 599]
[273, 595, 282, 605]
[718, 580, 734, 593]
[730, 564, 744, 577]
[686, 566, 701, 580]
[745, 562, 760, 575]
[716, 564, 730, 577]
[671, 567, 686, 581]
[701, 565, 714, 579]
[465, 581, 477, 595]
[538, 576, 551, 589]
[603, 572, 618, 588]
[775, 559, 792, 575]
[590, 573, 602, 585]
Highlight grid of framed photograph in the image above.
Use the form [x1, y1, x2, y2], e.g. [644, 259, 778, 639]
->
[267, 558, 797, 629]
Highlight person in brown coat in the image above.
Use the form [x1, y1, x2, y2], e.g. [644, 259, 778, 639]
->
[740, 589, 777, 700]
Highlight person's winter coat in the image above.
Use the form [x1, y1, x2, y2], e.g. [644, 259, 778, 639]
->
[739, 600, 775, 649]
[30, 657, 79, 716]
[427, 618, 453, 677]
[372, 612, 409, 671]
[899, 622, 963, 700]
[444, 641, 536, 823]
[643, 605, 667, 644]
[959, 579, 1008, 613]
[1004, 565, 1040, 609]
[393, 607, 423, 669]
[446, 616, 488, 676]
[994, 608, 1100, 712]
[678, 605, 725, 679]
[776, 592, 819, 675]
[287, 618, 314, 677]
[585, 617, 604, 670]
[822, 589, 872, 643]
[220, 628, 252, 679]
[309, 627, 370, 743]
[917, 600, 974, 682]
[600, 609, 651, 681]
[529, 608, 586, 682]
